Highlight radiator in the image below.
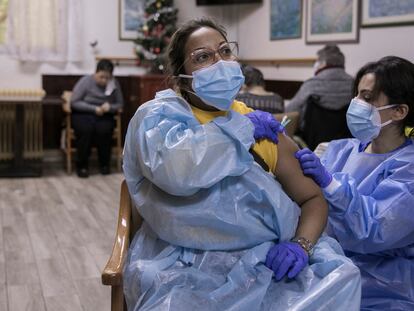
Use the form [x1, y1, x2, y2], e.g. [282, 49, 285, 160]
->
[0, 102, 14, 161]
[0, 89, 45, 176]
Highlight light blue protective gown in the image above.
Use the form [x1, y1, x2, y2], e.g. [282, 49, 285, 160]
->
[321, 138, 414, 311]
[122, 89, 361, 311]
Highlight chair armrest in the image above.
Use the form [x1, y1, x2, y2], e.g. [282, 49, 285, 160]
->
[115, 110, 122, 122]
[61, 91, 72, 114]
[102, 180, 132, 286]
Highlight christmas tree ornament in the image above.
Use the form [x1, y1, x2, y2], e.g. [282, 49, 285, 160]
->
[134, 0, 178, 74]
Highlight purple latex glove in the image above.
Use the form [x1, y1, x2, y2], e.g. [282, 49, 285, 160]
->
[295, 148, 332, 188]
[245, 110, 285, 144]
[265, 241, 308, 281]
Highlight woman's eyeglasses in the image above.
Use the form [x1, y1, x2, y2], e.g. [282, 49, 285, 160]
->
[189, 42, 239, 67]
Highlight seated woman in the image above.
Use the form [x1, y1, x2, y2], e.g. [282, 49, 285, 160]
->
[236, 64, 284, 113]
[70, 59, 124, 177]
[122, 18, 360, 311]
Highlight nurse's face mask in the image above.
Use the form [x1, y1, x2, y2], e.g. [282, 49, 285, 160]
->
[179, 41, 245, 111]
[346, 97, 397, 142]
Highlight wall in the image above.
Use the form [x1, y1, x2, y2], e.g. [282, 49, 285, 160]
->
[175, 0, 414, 82]
[1, 0, 413, 89]
[0, 0, 144, 89]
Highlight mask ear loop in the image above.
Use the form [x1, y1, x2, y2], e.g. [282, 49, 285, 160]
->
[173, 52, 204, 100]
[377, 104, 398, 111]
[377, 104, 398, 128]
[170, 54, 198, 99]
[173, 74, 194, 101]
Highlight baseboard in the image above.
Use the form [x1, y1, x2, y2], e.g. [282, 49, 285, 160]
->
[43, 148, 121, 167]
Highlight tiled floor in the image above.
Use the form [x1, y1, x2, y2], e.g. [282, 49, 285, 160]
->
[0, 169, 124, 311]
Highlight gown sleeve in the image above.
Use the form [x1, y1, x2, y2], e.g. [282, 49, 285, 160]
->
[123, 94, 255, 196]
[323, 163, 414, 254]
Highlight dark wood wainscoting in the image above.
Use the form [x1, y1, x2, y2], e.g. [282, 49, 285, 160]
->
[42, 75, 302, 150]
[265, 80, 303, 100]
[42, 74, 170, 149]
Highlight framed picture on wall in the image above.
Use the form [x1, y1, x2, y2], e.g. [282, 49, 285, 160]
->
[0, 0, 8, 47]
[362, 0, 414, 27]
[270, 0, 302, 40]
[306, 0, 359, 44]
[119, 0, 146, 41]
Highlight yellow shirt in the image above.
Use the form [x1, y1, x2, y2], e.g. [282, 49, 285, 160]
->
[190, 100, 278, 172]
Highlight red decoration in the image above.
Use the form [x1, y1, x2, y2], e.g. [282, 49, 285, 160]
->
[134, 0, 177, 73]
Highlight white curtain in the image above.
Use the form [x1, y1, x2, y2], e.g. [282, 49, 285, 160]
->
[6, 0, 83, 62]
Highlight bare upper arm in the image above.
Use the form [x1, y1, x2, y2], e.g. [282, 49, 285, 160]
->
[274, 134, 323, 206]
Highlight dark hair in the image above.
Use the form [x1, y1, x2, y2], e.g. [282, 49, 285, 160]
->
[242, 65, 265, 87]
[167, 18, 227, 89]
[353, 56, 414, 133]
[96, 59, 114, 74]
[317, 44, 345, 67]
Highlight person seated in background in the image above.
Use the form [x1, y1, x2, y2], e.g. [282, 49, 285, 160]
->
[122, 18, 361, 311]
[285, 45, 353, 148]
[70, 59, 124, 178]
[295, 56, 414, 310]
[236, 64, 284, 113]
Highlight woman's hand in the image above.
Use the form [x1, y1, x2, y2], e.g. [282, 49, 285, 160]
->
[95, 106, 104, 116]
[101, 102, 111, 112]
[295, 148, 332, 188]
[265, 241, 308, 281]
[245, 110, 285, 144]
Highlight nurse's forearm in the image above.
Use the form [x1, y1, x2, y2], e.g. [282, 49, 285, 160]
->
[294, 195, 328, 244]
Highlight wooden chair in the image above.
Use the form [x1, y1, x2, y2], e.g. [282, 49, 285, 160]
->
[102, 180, 141, 311]
[61, 91, 123, 174]
[300, 95, 351, 150]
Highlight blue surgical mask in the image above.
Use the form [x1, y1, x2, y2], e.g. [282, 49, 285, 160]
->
[346, 97, 396, 142]
[179, 60, 245, 111]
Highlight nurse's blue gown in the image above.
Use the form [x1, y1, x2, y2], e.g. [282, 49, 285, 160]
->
[322, 138, 414, 311]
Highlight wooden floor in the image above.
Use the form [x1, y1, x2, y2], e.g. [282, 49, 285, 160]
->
[0, 169, 124, 311]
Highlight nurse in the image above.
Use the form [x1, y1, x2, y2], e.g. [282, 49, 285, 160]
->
[296, 56, 414, 311]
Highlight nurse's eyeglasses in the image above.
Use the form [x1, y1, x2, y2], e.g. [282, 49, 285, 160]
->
[189, 42, 239, 67]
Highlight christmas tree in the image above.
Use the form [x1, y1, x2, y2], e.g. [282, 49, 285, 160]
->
[135, 0, 178, 74]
